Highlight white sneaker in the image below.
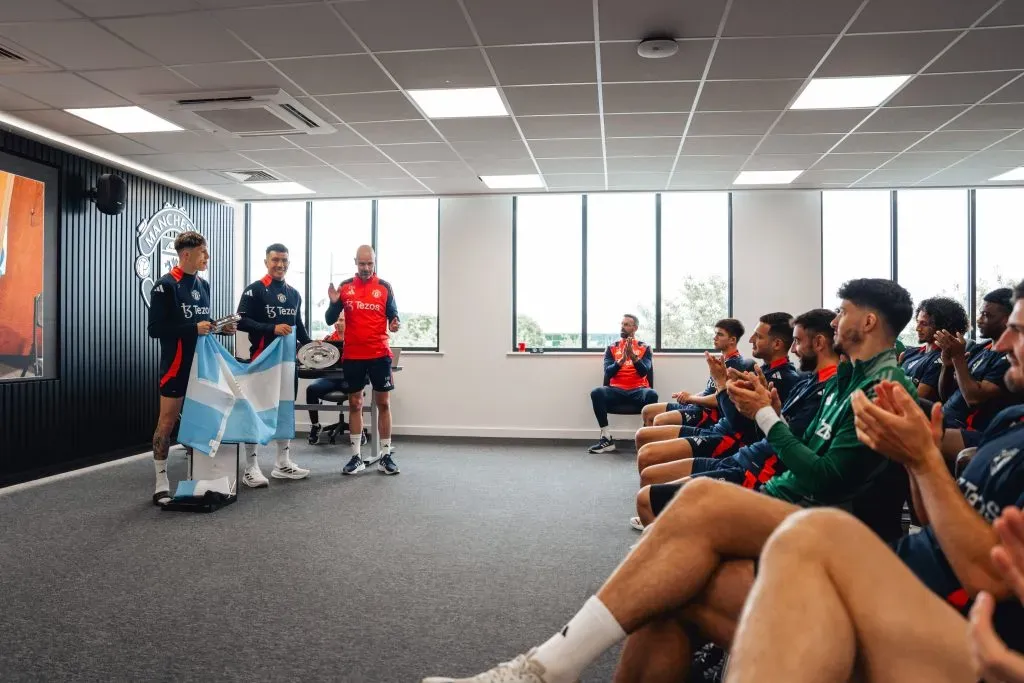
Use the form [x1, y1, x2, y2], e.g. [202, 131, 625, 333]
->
[629, 516, 644, 531]
[242, 465, 269, 488]
[422, 649, 570, 683]
[272, 460, 310, 480]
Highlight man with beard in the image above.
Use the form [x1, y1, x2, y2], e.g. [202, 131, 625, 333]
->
[420, 279, 916, 683]
[901, 297, 969, 401]
[587, 314, 658, 454]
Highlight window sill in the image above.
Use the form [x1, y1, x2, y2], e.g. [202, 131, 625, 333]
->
[399, 350, 444, 356]
[506, 350, 713, 357]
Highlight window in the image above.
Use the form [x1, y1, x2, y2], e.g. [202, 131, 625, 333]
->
[974, 188, 1023, 317]
[515, 194, 583, 348]
[896, 189, 969, 345]
[248, 201, 307, 306]
[376, 198, 440, 349]
[309, 199, 372, 337]
[660, 193, 730, 349]
[821, 190, 892, 310]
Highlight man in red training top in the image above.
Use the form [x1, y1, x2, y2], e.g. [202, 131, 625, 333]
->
[588, 314, 658, 453]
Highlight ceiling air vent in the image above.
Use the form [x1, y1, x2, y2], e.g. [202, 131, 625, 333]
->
[0, 41, 53, 73]
[161, 88, 336, 137]
[221, 170, 281, 183]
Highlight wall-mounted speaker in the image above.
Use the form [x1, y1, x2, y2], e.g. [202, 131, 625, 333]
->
[87, 173, 126, 216]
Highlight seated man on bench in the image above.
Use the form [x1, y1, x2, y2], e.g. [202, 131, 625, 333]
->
[588, 314, 657, 454]
[306, 318, 353, 444]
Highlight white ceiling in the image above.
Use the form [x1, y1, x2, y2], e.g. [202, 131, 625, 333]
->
[1, 0, 1023, 199]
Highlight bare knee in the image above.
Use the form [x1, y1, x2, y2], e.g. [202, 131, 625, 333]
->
[349, 393, 364, 410]
[652, 412, 674, 426]
[763, 508, 853, 561]
[636, 486, 655, 523]
[637, 444, 656, 473]
[639, 465, 657, 488]
[375, 394, 391, 412]
[657, 477, 727, 523]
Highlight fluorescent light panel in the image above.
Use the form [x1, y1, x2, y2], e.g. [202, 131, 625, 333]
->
[480, 174, 544, 189]
[248, 182, 315, 195]
[407, 87, 509, 119]
[734, 170, 804, 185]
[990, 167, 1024, 182]
[790, 75, 911, 110]
[65, 106, 182, 133]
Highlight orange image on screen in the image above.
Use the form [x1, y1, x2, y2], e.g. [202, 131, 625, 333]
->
[0, 171, 45, 378]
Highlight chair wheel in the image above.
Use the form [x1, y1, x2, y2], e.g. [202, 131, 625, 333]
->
[329, 434, 336, 445]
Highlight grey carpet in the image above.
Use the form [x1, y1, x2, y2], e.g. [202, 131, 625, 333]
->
[0, 439, 643, 682]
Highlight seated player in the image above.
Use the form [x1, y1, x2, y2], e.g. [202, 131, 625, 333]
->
[902, 296, 969, 401]
[420, 279, 918, 683]
[306, 319, 354, 445]
[639, 318, 752, 430]
[587, 315, 657, 453]
[633, 312, 802, 471]
[938, 287, 1014, 431]
[724, 284, 1024, 682]
[634, 309, 840, 529]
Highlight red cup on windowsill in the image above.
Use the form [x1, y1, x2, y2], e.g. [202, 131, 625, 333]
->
[517, 342, 527, 352]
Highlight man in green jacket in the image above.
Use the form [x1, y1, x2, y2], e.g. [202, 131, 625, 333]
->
[421, 278, 917, 683]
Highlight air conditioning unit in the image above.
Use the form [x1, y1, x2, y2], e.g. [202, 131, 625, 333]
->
[161, 88, 336, 137]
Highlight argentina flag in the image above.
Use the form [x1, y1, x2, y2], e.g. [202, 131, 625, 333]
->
[178, 333, 296, 457]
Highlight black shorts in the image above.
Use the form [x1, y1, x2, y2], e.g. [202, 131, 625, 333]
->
[158, 355, 192, 398]
[342, 356, 394, 393]
[650, 482, 683, 517]
[685, 434, 742, 459]
[691, 457, 748, 486]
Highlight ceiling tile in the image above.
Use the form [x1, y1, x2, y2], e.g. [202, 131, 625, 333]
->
[681, 135, 760, 154]
[606, 157, 676, 173]
[0, 20, 157, 70]
[944, 103, 1024, 130]
[743, 154, 821, 171]
[674, 155, 748, 171]
[76, 67, 195, 104]
[125, 153, 200, 172]
[887, 71, 1021, 106]
[688, 110, 780, 136]
[607, 173, 668, 189]
[813, 152, 895, 170]
[544, 173, 605, 188]
[859, 106, 965, 133]
[378, 142, 461, 162]
[352, 120, 441, 144]
[335, 0, 474, 51]
[270, 165, 349, 182]
[608, 137, 683, 156]
[926, 27, 1024, 73]
[773, 109, 867, 134]
[74, 134, 156, 155]
[0, 85, 48, 111]
[537, 158, 605, 174]
[987, 130, 1024, 151]
[376, 48, 494, 90]
[0, 72, 129, 109]
[817, 31, 958, 79]
[434, 117, 521, 142]
[698, 79, 803, 112]
[530, 139, 604, 157]
[123, 131, 230, 153]
[857, 168, 934, 184]
[0, 0, 86, 19]
[274, 55, 394, 95]
[881, 151, 974, 170]
[599, 0, 725, 40]
[318, 92, 420, 123]
[851, 0, 997, 32]
[170, 61, 303, 96]
[184, 151, 259, 170]
[451, 139, 531, 160]
[62, 0, 200, 17]
[14, 109, 114, 135]
[169, 169, 233, 185]
[724, 0, 861, 36]
[604, 113, 688, 137]
[197, 0, 314, 7]
[980, 1, 1024, 27]
[400, 161, 474, 178]
[343, 163, 409, 180]
[708, 36, 832, 79]
[959, 149, 1024, 168]
[464, 0, 594, 45]
[796, 169, 866, 184]
[365, 178, 431, 193]
[421, 177, 487, 194]
[986, 74, 1024, 103]
[518, 115, 601, 139]
[100, 13, 253, 64]
[600, 40, 712, 82]
[503, 85, 599, 116]
[757, 134, 843, 154]
[603, 82, 697, 114]
[921, 167, 1003, 185]
[668, 170, 738, 187]
[288, 129, 366, 148]
[240, 148, 322, 166]
[216, 4, 360, 59]
[487, 45, 596, 86]
[910, 129, 1016, 152]
[469, 159, 537, 174]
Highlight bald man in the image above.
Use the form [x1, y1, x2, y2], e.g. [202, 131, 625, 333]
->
[325, 245, 401, 476]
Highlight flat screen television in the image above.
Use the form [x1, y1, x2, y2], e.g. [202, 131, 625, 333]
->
[0, 151, 58, 382]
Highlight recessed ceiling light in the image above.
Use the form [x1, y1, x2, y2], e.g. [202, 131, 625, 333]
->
[64, 106, 183, 133]
[407, 87, 509, 119]
[790, 75, 912, 110]
[734, 170, 804, 185]
[248, 182, 315, 195]
[480, 174, 545, 189]
[990, 167, 1024, 182]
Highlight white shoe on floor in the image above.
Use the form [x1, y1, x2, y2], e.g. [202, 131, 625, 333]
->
[629, 516, 644, 531]
[272, 460, 310, 480]
[242, 465, 269, 488]
[423, 649, 573, 683]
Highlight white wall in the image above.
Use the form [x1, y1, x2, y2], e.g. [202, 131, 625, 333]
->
[254, 191, 826, 440]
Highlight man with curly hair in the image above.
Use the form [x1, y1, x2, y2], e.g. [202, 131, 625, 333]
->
[902, 297, 970, 401]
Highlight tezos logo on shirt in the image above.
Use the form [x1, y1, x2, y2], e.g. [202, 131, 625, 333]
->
[265, 306, 298, 319]
[180, 304, 211, 319]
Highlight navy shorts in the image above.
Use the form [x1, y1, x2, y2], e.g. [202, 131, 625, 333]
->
[342, 356, 394, 393]
[691, 457, 748, 485]
[686, 434, 743, 459]
[158, 357, 192, 398]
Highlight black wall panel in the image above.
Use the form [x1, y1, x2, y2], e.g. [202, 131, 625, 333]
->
[0, 131, 235, 486]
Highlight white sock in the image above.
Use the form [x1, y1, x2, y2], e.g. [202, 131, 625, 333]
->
[600, 427, 611, 439]
[350, 433, 361, 457]
[532, 596, 626, 683]
[275, 440, 290, 467]
[154, 459, 169, 493]
[381, 438, 391, 456]
[245, 444, 258, 469]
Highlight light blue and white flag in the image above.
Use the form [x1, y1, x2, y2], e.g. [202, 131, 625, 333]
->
[178, 333, 295, 457]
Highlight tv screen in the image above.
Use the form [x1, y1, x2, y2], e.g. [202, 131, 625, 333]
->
[0, 154, 58, 382]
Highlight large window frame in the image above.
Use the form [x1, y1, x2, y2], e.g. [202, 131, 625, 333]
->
[512, 192, 734, 353]
[244, 198, 441, 352]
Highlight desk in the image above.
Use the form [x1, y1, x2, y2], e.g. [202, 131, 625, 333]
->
[294, 366, 403, 457]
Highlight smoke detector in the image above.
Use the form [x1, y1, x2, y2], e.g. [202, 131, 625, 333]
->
[637, 38, 679, 59]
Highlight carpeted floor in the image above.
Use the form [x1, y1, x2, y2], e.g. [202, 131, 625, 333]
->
[0, 438, 643, 682]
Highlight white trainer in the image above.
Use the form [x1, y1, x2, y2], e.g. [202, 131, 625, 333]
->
[272, 460, 310, 480]
[422, 649, 574, 683]
[242, 465, 269, 488]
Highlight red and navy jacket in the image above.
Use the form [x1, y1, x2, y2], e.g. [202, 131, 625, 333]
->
[324, 274, 398, 361]
[147, 266, 212, 384]
[237, 275, 311, 360]
[603, 339, 653, 390]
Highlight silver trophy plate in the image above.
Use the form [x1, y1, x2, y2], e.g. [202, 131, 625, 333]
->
[212, 313, 241, 333]
[297, 341, 340, 369]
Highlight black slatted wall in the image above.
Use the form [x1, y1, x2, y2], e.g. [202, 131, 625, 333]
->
[0, 131, 235, 486]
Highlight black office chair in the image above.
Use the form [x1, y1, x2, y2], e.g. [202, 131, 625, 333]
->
[314, 390, 369, 446]
[603, 357, 659, 417]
